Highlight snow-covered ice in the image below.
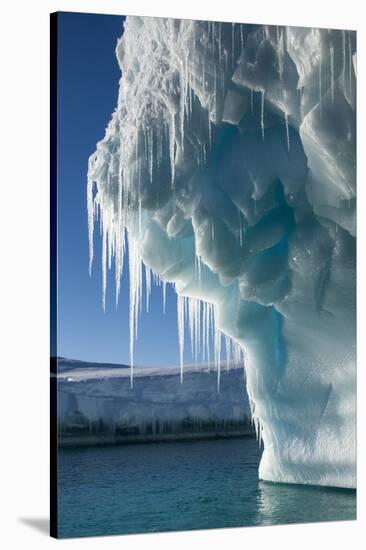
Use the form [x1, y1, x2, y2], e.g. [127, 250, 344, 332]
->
[87, 19, 356, 488]
[57, 359, 253, 444]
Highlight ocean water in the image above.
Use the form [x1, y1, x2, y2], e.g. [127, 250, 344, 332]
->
[58, 438, 356, 538]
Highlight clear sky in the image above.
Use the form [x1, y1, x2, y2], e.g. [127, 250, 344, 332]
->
[57, 12, 185, 367]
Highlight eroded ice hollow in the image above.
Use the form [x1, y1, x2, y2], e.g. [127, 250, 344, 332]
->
[87, 18, 356, 488]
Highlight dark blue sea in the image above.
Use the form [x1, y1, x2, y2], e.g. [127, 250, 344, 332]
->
[58, 437, 356, 538]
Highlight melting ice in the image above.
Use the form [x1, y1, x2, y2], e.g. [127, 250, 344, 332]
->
[87, 18, 356, 489]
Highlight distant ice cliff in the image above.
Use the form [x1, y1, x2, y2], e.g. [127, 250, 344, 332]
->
[57, 360, 253, 446]
[87, 18, 356, 488]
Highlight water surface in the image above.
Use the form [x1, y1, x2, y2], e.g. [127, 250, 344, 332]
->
[58, 438, 356, 538]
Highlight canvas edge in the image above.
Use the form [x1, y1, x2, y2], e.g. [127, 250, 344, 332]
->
[50, 11, 58, 540]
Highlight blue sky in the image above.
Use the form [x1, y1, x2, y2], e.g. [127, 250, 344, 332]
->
[57, 12, 183, 366]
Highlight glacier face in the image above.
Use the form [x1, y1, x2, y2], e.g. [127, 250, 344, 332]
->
[87, 18, 356, 488]
[57, 361, 253, 446]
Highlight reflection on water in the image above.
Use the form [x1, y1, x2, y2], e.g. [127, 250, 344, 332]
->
[256, 481, 356, 526]
[58, 438, 356, 538]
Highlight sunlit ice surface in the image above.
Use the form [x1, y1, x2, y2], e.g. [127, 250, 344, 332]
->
[87, 18, 356, 489]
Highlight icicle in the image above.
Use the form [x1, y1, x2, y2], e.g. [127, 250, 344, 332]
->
[115, 222, 124, 307]
[138, 195, 142, 238]
[250, 89, 254, 115]
[187, 58, 193, 122]
[162, 280, 167, 314]
[188, 298, 200, 365]
[213, 64, 217, 122]
[107, 216, 113, 272]
[87, 176, 95, 276]
[211, 20, 215, 57]
[218, 21, 222, 60]
[278, 30, 284, 81]
[217, 360, 221, 393]
[260, 89, 265, 140]
[205, 303, 213, 370]
[348, 32, 352, 97]
[193, 300, 198, 361]
[214, 315, 221, 393]
[319, 39, 322, 118]
[158, 127, 163, 170]
[169, 113, 176, 186]
[202, 300, 206, 363]
[330, 43, 334, 103]
[342, 30, 346, 90]
[231, 22, 235, 68]
[179, 63, 186, 155]
[149, 127, 154, 182]
[196, 299, 201, 364]
[145, 264, 151, 312]
[177, 295, 185, 383]
[208, 111, 212, 149]
[285, 112, 290, 152]
[225, 335, 231, 372]
[128, 232, 143, 389]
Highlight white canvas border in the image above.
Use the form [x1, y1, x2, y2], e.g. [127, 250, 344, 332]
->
[0, 1, 364, 548]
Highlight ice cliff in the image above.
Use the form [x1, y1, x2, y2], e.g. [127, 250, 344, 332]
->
[87, 18, 356, 488]
[57, 360, 253, 446]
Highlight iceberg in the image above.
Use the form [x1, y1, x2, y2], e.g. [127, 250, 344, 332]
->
[87, 18, 356, 488]
[57, 359, 253, 446]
